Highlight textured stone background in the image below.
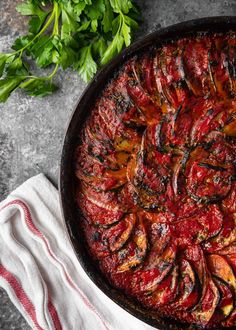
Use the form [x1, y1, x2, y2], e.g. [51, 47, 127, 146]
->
[0, 0, 236, 329]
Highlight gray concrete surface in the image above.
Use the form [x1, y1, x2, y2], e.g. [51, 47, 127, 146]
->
[0, 0, 236, 329]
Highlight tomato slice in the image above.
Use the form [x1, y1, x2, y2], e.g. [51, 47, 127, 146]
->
[203, 215, 236, 253]
[77, 185, 124, 227]
[137, 266, 179, 308]
[182, 37, 213, 97]
[172, 205, 223, 246]
[186, 160, 233, 203]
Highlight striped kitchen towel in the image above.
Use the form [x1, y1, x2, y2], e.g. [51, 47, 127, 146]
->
[0, 174, 154, 330]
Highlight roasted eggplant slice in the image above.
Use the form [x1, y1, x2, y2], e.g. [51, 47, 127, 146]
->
[184, 245, 208, 298]
[130, 240, 177, 294]
[117, 215, 147, 272]
[144, 241, 177, 288]
[171, 259, 200, 310]
[208, 276, 234, 326]
[191, 277, 220, 326]
[104, 213, 136, 252]
[209, 36, 233, 98]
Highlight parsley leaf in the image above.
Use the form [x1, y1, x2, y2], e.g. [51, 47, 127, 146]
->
[0, 54, 8, 77]
[75, 45, 97, 82]
[20, 78, 58, 97]
[0, 77, 25, 102]
[101, 32, 124, 65]
[102, 0, 114, 33]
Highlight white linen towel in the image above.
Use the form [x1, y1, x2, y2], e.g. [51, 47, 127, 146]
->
[0, 174, 155, 330]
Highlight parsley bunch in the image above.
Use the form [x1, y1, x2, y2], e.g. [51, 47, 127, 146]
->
[0, 0, 140, 102]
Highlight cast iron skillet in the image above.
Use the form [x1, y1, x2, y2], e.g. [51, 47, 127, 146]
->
[60, 17, 236, 330]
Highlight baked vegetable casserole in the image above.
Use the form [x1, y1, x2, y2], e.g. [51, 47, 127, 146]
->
[75, 32, 236, 328]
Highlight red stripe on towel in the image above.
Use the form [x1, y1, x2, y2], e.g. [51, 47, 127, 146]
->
[0, 264, 43, 330]
[48, 299, 62, 330]
[0, 199, 109, 330]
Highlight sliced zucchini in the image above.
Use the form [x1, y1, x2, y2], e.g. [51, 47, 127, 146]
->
[184, 245, 208, 298]
[206, 254, 236, 290]
[153, 50, 174, 113]
[222, 308, 236, 328]
[143, 241, 177, 290]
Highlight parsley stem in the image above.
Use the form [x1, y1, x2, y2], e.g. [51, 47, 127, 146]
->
[22, 63, 59, 81]
[52, 3, 60, 36]
[48, 63, 59, 79]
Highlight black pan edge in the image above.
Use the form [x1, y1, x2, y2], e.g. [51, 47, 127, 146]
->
[59, 16, 236, 330]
